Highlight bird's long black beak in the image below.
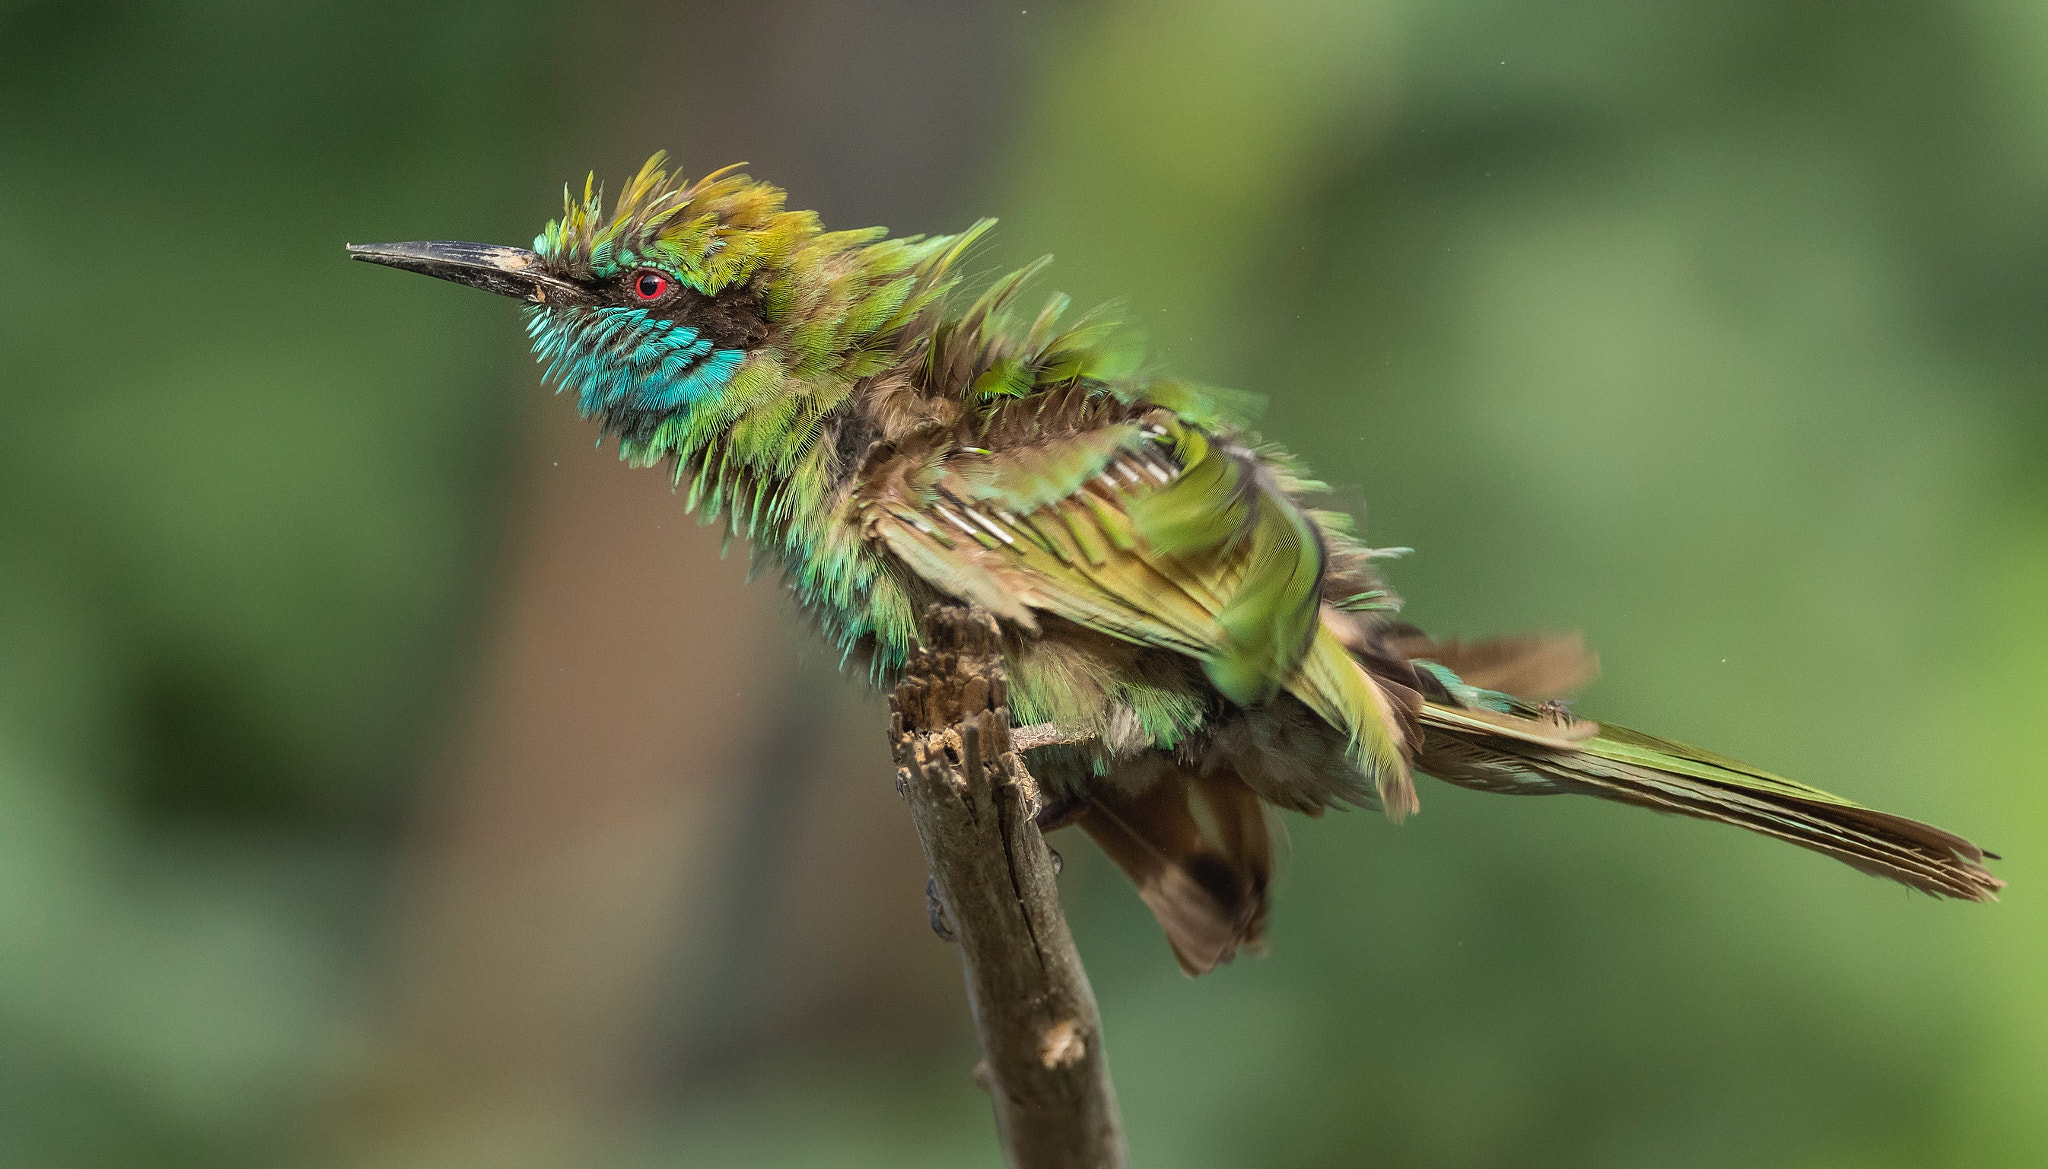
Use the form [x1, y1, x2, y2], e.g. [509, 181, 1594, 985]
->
[345, 240, 578, 303]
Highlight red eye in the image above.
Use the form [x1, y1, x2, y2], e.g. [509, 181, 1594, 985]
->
[632, 270, 670, 300]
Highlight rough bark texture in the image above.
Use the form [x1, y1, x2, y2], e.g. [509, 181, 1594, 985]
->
[890, 604, 1128, 1169]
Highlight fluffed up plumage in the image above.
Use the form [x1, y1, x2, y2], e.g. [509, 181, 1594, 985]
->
[352, 154, 2003, 976]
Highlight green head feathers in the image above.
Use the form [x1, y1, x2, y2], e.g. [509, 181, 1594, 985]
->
[534, 154, 819, 294]
[521, 152, 954, 453]
[351, 152, 985, 461]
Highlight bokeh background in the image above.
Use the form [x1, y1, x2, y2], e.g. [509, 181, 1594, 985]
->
[4, 1, 2046, 1166]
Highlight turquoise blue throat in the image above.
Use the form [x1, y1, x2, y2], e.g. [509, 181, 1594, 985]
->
[524, 305, 744, 416]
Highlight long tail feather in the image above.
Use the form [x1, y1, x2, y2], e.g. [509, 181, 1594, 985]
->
[1416, 704, 2003, 901]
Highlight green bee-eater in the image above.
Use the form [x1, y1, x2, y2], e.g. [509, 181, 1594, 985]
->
[351, 155, 1999, 975]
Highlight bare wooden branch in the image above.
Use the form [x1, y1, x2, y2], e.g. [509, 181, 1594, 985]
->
[1009, 722, 1095, 752]
[889, 604, 1127, 1169]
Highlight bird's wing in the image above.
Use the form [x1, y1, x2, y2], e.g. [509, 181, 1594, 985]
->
[856, 412, 1415, 810]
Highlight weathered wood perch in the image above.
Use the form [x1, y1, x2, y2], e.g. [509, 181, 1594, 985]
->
[889, 604, 1128, 1169]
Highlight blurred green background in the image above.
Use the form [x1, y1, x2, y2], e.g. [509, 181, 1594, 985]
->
[4, 2, 2044, 1166]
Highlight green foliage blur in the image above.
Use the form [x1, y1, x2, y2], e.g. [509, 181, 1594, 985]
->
[3, 2, 2044, 1167]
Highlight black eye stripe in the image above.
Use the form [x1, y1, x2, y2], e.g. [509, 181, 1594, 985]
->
[599, 278, 772, 351]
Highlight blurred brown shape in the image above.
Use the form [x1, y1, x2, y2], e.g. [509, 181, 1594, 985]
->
[325, 403, 786, 1168]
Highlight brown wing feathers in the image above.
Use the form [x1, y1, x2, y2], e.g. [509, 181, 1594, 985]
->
[1076, 761, 1275, 975]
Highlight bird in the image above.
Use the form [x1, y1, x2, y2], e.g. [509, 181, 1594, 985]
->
[350, 154, 2001, 975]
